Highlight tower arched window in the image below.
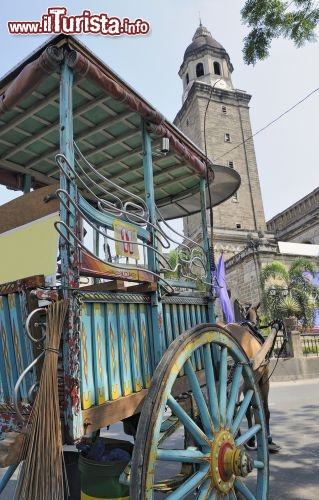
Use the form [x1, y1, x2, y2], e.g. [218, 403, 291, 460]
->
[185, 73, 189, 85]
[213, 61, 221, 75]
[196, 62, 204, 77]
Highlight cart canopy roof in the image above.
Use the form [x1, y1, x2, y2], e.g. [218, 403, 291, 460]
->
[0, 35, 240, 219]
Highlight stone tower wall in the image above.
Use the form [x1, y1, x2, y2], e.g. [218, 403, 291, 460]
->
[175, 83, 266, 239]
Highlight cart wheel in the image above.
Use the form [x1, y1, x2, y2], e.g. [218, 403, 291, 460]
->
[130, 324, 268, 499]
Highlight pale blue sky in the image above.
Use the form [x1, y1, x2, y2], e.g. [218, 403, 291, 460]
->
[1, 0, 318, 221]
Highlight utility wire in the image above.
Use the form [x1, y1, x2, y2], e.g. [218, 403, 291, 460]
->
[215, 85, 319, 162]
[203, 78, 222, 277]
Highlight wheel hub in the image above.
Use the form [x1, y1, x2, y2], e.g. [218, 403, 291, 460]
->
[210, 430, 254, 493]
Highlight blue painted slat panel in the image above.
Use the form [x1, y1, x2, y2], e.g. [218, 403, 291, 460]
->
[128, 303, 143, 392]
[195, 304, 202, 324]
[170, 304, 180, 341]
[0, 296, 14, 399]
[106, 303, 122, 400]
[200, 304, 209, 323]
[79, 303, 96, 409]
[197, 304, 207, 369]
[0, 378, 3, 401]
[163, 304, 173, 351]
[177, 304, 186, 336]
[175, 304, 186, 376]
[7, 294, 29, 400]
[0, 298, 14, 399]
[145, 303, 155, 374]
[92, 303, 109, 404]
[137, 304, 151, 389]
[184, 304, 191, 331]
[17, 293, 35, 374]
[190, 304, 196, 328]
[184, 304, 199, 370]
[117, 303, 133, 396]
[190, 304, 203, 370]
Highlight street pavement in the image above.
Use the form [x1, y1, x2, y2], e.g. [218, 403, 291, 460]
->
[267, 378, 319, 500]
[1, 378, 318, 499]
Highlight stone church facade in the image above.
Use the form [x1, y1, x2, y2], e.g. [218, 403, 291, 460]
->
[267, 187, 319, 245]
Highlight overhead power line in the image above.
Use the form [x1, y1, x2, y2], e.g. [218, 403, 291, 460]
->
[215, 85, 319, 162]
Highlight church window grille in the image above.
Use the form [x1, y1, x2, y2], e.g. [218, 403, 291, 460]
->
[228, 160, 234, 168]
[222, 105, 227, 114]
[213, 61, 221, 75]
[196, 62, 204, 77]
[224, 133, 231, 142]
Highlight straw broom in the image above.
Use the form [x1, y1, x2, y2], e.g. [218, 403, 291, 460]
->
[14, 299, 69, 500]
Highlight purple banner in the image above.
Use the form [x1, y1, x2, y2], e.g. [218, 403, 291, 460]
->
[214, 254, 235, 323]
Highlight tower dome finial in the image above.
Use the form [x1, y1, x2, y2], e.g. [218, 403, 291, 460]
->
[192, 24, 213, 42]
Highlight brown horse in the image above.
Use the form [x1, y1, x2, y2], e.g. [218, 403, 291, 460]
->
[220, 301, 281, 453]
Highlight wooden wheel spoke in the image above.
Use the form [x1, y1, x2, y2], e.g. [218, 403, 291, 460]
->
[157, 447, 208, 463]
[218, 346, 228, 426]
[167, 395, 208, 447]
[254, 459, 265, 469]
[231, 389, 253, 435]
[226, 364, 243, 428]
[203, 344, 219, 430]
[184, 359, 213, 438]
[234, 478, 257, 500]
[166, 465, 209, 500]
[235, 423, 261, 447]
[197, 478, 216, 499]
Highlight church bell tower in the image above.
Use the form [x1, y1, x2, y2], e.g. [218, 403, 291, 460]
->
[174, 24, 267, 258]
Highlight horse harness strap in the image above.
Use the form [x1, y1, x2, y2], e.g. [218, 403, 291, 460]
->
[239, 321, 266, 345]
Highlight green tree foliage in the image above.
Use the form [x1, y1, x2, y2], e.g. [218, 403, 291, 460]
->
[260, 257, 319, 327]
[241, 0, 319, 64]
[163, 248, 206, 290]
[165, 248, 179, 279]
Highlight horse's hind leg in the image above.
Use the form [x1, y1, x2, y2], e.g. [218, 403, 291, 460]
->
[261, 376, 271, 440]
[261, 374, 281, 453]
[245, 405, 257, 450]
[243, 373, 269, 451]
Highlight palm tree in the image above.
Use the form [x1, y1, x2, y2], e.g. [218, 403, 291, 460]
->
[260, 257, 319, 329]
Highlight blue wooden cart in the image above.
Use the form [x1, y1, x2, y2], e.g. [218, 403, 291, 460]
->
[0, 35, 268, 499]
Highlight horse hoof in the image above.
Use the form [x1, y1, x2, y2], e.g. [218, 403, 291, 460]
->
[244, 442, 257, 451]
[268, 442, 281, 453]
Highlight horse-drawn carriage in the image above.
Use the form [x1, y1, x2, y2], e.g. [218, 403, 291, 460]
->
[0, 34, 273, 499]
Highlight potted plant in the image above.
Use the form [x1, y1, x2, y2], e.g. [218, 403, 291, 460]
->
[278, 295, 301, 331]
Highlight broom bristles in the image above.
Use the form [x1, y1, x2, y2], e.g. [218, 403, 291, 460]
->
[14, 300, 69, 500]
